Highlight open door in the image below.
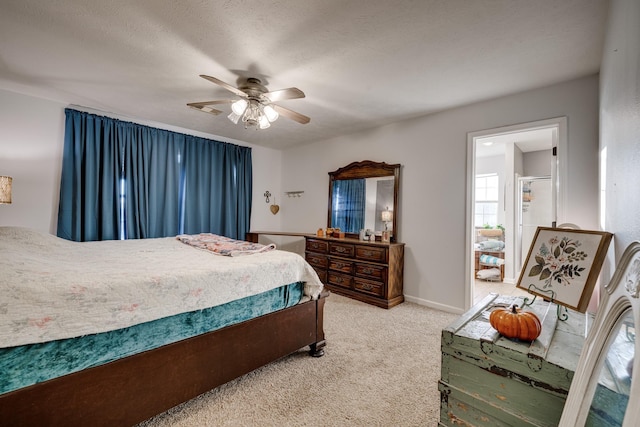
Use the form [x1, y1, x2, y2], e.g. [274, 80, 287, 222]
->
[516, 176, 553, 273]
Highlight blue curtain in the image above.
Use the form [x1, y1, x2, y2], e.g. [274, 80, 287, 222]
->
[57, 109, 252, 241]
[331, 179, 365, 233]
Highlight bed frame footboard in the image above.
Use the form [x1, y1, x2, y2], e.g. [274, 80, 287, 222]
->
[0, 291, 328, 427]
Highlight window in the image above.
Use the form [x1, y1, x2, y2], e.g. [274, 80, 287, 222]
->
[475, 173, 499, 228]
[58, 109, 252, 242]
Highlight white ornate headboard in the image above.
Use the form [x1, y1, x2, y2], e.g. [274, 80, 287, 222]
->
[560, 241, 640, 426]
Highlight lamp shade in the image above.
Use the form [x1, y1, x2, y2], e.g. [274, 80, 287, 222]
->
[381, 209, 392, 222]
[231, 99, 248, 115]
[263, 105, 279, 122]
[0, 176, 12, 204]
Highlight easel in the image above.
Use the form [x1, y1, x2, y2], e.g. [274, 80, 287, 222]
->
[522, 284, 569, 321]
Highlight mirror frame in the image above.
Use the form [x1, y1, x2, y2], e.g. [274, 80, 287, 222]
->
[327, 160, 400, 242]
[559, 241, 640, 426]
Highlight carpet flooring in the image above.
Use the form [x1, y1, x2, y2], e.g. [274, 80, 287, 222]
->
[138, 293, 458, 426]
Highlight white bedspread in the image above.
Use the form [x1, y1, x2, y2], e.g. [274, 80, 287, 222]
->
[0, 227, 323, 348]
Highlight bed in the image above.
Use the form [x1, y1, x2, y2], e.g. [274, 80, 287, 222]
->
[0, 227, 327, 426]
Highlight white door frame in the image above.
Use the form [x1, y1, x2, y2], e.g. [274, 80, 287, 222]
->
[465, 117, 567, 310]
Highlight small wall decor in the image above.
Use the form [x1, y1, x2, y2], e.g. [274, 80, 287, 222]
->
[516, 227, 613, 313]
[285, 191, 304, 198]
[0, 176, 12, 204]
[263, 191, 271, 203]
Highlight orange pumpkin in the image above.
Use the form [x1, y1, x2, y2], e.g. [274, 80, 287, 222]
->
[489, 304, 542, 342]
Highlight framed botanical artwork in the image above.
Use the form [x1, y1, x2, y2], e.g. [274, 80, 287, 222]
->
[516, 227, 613, 313]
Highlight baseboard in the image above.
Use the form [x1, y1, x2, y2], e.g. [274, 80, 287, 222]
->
[404, 295, 465, 315]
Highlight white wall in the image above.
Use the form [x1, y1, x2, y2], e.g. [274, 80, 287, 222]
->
[523, 149, 552, 177]
[281, 75, 600, 312]
[503, 142, 524, 282]
[0, 90, 65, 232]
[0, 89, 282, 235]
[600, 0, 640, 262]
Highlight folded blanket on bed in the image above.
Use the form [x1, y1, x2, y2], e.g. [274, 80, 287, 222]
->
[176, 233, 276, 256]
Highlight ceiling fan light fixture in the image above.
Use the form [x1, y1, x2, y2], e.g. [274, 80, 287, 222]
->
[241, 100, 261, 129]
[231, 99, 248, 115]
[227, 111, 242, 124]
[263, 105, 279, 122]
[190, 74, 309, 129]
[258, 114, 271, 129]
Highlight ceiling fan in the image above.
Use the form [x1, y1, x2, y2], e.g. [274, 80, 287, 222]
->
[187, 75, 310, 129]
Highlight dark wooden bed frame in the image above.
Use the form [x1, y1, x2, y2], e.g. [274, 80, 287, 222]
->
[0, 291, 328, 426]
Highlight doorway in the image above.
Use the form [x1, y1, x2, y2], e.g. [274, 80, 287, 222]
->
[465, 117, 567, 309]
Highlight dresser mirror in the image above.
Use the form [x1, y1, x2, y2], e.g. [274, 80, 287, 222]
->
[328, 160, 400, 242]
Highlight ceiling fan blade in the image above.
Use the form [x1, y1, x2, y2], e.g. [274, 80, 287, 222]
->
[187, 100, 234, 107]
[199, 75, 247, 97]
[264, 87, 305, 102]
[187, 104, 224, 115]
[273, 104, 310, 124]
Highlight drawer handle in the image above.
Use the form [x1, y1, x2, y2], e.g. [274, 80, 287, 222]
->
[363, 250, 374, 257]
[360, 283, 373, 291]
[335, 277, 344, 283]
[312, 243, 321, 249]
[361, 268, 374, 275]
[335, 247, 347, 253]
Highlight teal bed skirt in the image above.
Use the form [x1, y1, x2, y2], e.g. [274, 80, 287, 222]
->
[0, 282, 304, 395]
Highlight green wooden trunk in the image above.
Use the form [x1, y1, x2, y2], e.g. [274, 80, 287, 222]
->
[439, 293, 586, 427]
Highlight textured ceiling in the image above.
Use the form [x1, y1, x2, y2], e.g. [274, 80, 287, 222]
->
[0, 0, 609, 149]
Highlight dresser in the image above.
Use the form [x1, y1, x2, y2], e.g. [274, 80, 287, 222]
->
[304, 236, 404, 309]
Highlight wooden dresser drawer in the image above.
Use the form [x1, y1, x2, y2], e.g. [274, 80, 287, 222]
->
[329, 242, 355, 258]
[306, 239, 329, 254]
[329, 258, 354, 274]
[313, 268, 327, 284]
[305, 236, 404, 309]
[355, 245, 386, 262]
[306, 253, 328, 269]
[355, 263, 387, 281]
[328, 271, 353, 289]
[353, 277, 384, 297]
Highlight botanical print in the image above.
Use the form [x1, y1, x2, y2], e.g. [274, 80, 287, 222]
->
[517, 227, 612, 312]
[528, 236, 588, 289]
